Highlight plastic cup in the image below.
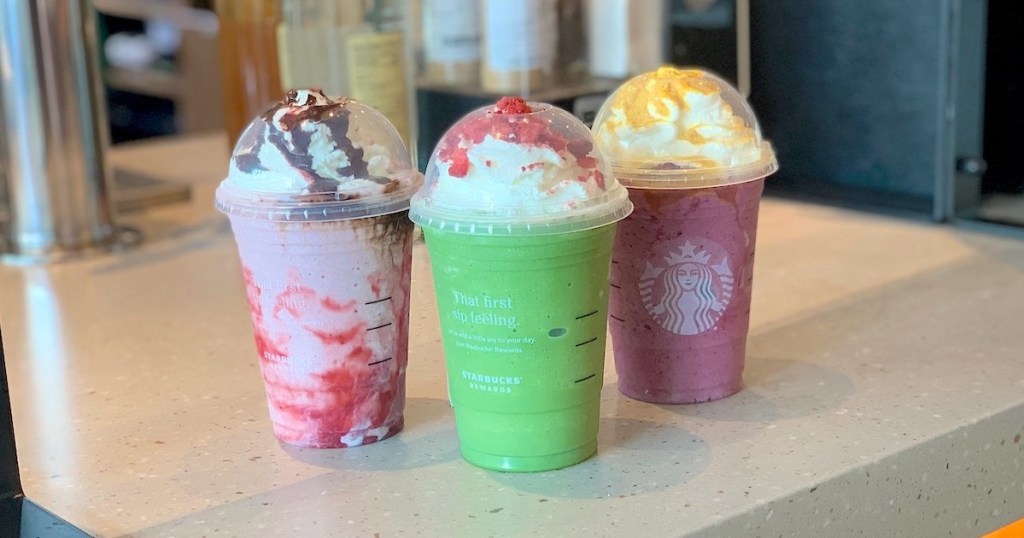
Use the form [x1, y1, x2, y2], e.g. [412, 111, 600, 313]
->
[411, 100, 632, 471]
[216, 95, 422, 448]
[224, 211, 413, 447]
[610, 179, 764, 403]
[592, 68, 779, 404]
[424, 226, 616, 470]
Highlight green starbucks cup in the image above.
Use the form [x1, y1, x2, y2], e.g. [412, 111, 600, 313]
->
[410, 97, 633, 472]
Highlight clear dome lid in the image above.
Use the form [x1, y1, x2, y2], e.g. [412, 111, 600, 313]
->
[410, 97, 632, 236]
[215, 89, 422, 221]
[592, 67, 778, 189]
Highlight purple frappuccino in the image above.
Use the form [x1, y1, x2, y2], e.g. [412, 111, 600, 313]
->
[593, 67, 779, 404]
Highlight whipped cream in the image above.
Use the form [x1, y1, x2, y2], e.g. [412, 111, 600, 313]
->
[595, 67, 762, 168]
[426, 99, 609, 216]
[226, 89, 406, 199]
[411, 97, 632, 234]
[433, 134, 605, 215]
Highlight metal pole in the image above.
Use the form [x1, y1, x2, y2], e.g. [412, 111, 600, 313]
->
[0, 0, 124, 262]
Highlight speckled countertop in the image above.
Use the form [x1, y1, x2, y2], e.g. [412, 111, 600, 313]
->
[3, 135, 1024, 537]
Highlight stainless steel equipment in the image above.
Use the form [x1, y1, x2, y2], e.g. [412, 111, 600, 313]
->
[0, 0, 130, 263]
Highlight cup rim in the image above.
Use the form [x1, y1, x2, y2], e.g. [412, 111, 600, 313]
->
[214, 180, 418, 222]
[409, 189, 634, 237]
[608, 143, 779, 190]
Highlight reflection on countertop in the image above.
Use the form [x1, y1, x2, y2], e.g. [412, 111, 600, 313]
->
[2, 134, 1024, 537]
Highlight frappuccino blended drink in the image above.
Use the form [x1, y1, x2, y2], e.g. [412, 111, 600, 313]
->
[593, 68, 779, 404]
[216, 90, 422, 448]
[411, 97, 632, 472]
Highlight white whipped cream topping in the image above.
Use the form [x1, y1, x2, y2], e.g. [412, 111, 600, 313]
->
[225, 99, 398, 198]
[431, 135, 604, 215]
[598, 89, 761, 168]
[227, 128, 309, 193]
[290, 88, 331, 106]
[362, 142, 394, 178]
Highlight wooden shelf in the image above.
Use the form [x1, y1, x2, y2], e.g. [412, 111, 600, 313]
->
[93, 0, 218, 33]
[104, 66, 182, 100]
[94, 0, 223, 132]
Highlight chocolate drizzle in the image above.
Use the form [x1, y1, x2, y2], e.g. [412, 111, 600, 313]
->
[232, 119, 268, 174]
[234, 89, 382, 194]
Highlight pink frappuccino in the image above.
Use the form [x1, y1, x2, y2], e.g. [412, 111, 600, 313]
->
[216, 90, 421, 447]
[593, 68, 778, 404]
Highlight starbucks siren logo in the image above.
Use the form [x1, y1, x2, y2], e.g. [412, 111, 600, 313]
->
[639, 240, 734, 335]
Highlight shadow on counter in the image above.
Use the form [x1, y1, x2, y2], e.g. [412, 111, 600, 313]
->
[281, 397, 460, 472]
[489, 416, 709, 499]
[664, 357, 855, 424]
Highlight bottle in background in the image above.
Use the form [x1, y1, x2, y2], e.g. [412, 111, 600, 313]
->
[586, 0, 665, 79]
[214, 0, 284, 145]
[422, 0, 480, 86]
[277, 0, 416, 154]
[479, 0, 558, 94]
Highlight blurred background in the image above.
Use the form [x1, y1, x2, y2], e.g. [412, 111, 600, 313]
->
[1, 3, 1021, 532]
[92, 0, 1020, 227]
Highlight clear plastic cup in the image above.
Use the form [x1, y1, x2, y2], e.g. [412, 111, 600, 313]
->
[216, 92, 422, 448]
[592, 68, 779, 404]
[410, 99, 632, 471]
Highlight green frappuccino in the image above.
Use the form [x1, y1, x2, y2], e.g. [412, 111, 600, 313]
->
[411, 97, 632, 472]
